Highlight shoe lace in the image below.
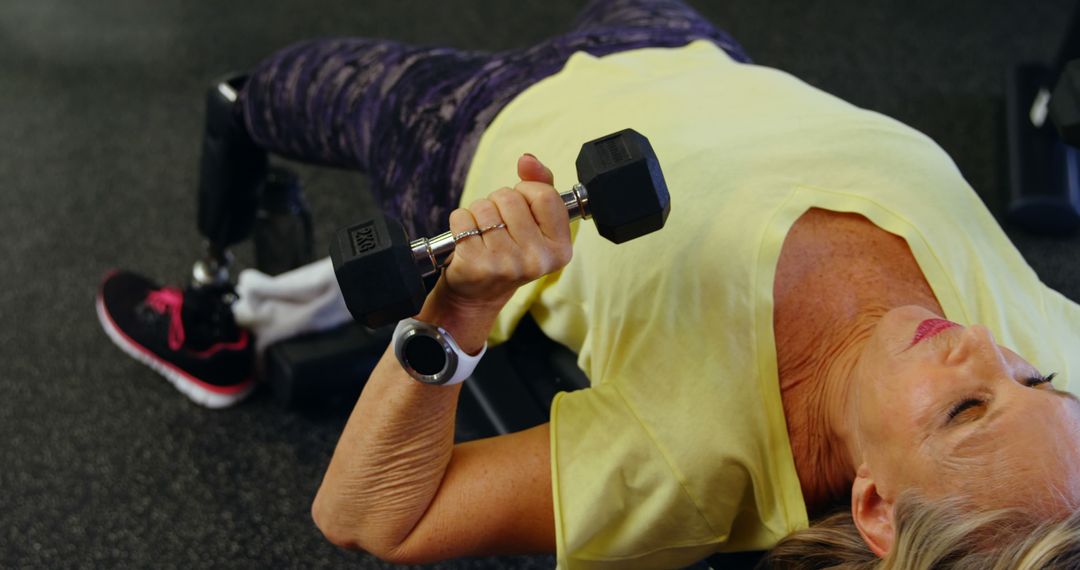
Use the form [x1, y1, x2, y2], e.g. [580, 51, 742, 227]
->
[146, 287, 187, 351]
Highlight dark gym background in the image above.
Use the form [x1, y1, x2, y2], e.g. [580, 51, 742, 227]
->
[2, 0, 1077, 568]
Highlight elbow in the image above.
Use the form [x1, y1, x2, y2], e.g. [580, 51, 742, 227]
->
[311, 495, 359, 551]
[311, 494, 410, 563]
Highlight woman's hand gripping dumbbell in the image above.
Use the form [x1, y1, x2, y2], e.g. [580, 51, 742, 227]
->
[331, 128, 670, 328]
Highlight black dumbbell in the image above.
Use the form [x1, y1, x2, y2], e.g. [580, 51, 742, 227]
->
[331, 128, 670, 328]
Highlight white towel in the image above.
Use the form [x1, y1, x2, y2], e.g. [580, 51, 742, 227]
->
[232, 257, 353, 354]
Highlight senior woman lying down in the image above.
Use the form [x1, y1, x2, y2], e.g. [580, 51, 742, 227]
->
[97, 0, 1080, 567]
[310, 23, 1080, 570]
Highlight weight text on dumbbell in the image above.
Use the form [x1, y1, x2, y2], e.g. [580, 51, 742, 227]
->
[349, 223, 379, 256]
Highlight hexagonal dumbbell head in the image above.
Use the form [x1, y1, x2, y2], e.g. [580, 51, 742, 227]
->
[1051, 59, 1080, 148]
[330, 214, 426, 328]
[575, 128, 670, 243]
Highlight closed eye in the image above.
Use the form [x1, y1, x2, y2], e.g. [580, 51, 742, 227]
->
[947, 398, 983, 422]
[1025, 372, 1057, 387]
[945, 373, 1058, 424]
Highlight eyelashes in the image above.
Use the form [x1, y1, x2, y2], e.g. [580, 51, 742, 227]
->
[946, 398, 982, 421]
[945, 373, 1058, 422]
[1028, 372, 1057, 387]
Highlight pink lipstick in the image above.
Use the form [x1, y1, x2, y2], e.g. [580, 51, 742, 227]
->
[911, 318, 960, 346]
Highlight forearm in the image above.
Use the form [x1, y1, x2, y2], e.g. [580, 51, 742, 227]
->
[311, 281, 499, 555]
[313, 157, 568, 560]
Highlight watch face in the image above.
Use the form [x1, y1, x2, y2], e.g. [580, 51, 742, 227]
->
[404, 334, 447, 376]
[394, 319, 468, 385]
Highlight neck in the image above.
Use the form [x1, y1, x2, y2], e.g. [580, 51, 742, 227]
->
[774, 209, 943, 516]
[802, 305, 886, 507]
[780, 305, 879, 513]
[786, 295, 945, 515]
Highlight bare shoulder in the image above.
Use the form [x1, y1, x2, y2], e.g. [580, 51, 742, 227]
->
[387, 422, 555, 564]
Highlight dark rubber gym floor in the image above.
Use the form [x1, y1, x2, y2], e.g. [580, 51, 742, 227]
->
[2, 1, 1077, 568]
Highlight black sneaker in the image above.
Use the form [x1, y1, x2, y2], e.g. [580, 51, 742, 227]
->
[96, 270, 255, 408]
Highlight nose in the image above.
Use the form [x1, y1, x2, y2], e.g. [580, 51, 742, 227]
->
[944, 324, 1008, 371]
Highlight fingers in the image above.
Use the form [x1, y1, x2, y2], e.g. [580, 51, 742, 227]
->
[471, 197, 513, 250]
[517, 153, 554, 186]
[486, 185, 570, 278]
[514, 154, 566, 242]
[448, 207, 477, 232]
[489, 187, 542, 247]
[453, 198, 510, 255]
[441, 155, 571, 303]
[448, 207, 480, 249]
[515, 180, 571, 247]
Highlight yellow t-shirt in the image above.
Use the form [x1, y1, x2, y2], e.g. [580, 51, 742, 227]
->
[460, 40, 1080, 569]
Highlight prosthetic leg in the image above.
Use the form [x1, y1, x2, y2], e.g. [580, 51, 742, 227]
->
[192, 74, 317, 301]
[192, 74, 268, 287]
[191, 74, 388, 409]
[93, 75, 270, 409]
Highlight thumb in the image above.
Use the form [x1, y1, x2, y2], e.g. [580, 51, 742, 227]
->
[517, 153, 554, 185]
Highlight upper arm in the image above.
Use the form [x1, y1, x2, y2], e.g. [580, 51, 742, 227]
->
[386, 422, 555, 564]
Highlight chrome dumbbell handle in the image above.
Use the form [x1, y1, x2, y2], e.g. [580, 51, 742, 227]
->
[410, 183, 591, 278]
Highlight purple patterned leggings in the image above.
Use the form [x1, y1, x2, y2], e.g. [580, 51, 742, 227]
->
[238, 0, 749, 237]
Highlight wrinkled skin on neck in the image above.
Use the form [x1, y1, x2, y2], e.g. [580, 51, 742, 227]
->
[773, 210, 1080, 556]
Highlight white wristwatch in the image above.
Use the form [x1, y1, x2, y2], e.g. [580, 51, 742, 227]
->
[392, 318, 486, 385]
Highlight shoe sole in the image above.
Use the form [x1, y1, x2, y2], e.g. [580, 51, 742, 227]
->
[96, 293, 254, 409]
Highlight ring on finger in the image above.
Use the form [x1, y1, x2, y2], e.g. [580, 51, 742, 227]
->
[479, 223, 507, 235]
[453, 228, 482, 243]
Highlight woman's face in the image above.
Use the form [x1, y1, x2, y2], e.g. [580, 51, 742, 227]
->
[849, 305, 1080, 513]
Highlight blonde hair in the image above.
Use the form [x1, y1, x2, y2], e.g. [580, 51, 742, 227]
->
[758, 492, 1080, 569]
